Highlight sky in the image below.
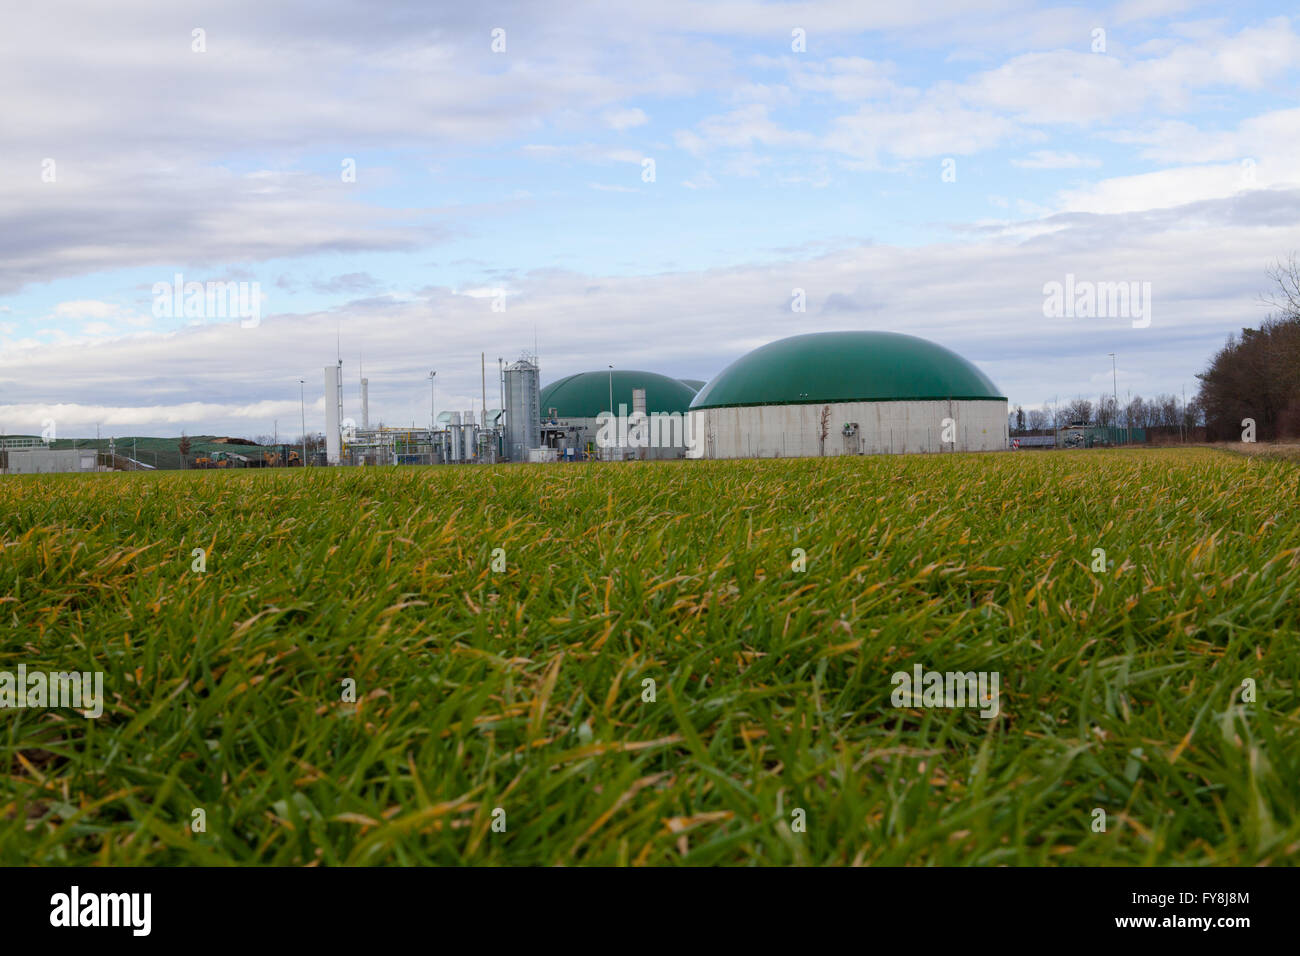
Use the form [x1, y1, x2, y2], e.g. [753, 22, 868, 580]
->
[2, 0, 1299, 438]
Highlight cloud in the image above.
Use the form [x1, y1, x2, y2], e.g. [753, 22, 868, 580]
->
[826, 102, 1021, 166]
[0, 163, 446, 294]
[674, 105, 816, 155]
[4, 187, 1297, 436]
[957, 19, 1300, 124]
[51, 300, 131, 321]
[602, 107, 649, 130]
[787, 56, 898, 101]
[312, 273, 380, 295]
[1012, 151, 1102, 169]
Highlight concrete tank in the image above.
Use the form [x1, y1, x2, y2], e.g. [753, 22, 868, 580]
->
[503, 358, 540, 462]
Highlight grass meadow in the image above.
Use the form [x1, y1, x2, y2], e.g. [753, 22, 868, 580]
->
[1, 447, 1297, 865]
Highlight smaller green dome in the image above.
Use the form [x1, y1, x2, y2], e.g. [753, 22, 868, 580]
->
[540, 370, 697, 419]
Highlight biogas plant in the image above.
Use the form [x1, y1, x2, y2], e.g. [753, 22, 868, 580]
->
[326, 331, 1008, 466]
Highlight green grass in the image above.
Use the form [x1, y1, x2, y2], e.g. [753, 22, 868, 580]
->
[1, 448, 1298, 865]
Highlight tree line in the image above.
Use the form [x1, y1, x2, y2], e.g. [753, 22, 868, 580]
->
[1012, 394, 1201, 434]
[1195, 256, 1300, 441]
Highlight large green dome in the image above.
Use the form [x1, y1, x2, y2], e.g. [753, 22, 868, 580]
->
[541, 370, 697, 419]
[689, 332, 1005, 409]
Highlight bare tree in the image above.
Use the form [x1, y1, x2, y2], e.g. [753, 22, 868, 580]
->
[1065, 397, 1093, 425]
[178, 432, 191, 469]
[818, 406, 830, 456]
[1096, 395, 1118, 428]
[1263, 254, 1300, 321]
[1125, 395, 1145, 430]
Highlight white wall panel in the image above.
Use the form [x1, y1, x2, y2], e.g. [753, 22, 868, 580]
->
[686, 400, 1008, 459]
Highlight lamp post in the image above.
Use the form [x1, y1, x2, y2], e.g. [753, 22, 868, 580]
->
[1108, 353, 1118, 444]
[429, 370, 437, 465]
[299, 379, 307, 467]
[608, 365, 614, 462]
[429, 370, 437, 430]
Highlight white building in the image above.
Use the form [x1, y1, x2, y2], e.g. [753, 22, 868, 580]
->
[4, 448, 99, 474]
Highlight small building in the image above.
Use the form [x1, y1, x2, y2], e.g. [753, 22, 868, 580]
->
[4, 448, 99, 474]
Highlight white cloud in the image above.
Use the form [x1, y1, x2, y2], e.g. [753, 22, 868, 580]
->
[51, 300, 129, 321]
[3, 188, 1297, 436]
[602, 107, 649, 130]
[787, 57, 898, 101]
[826, 102, 1020, 166]
[1012, 150, 1101, 169]
[674, 105, 816, 155]
[958, 20, 1300, 124]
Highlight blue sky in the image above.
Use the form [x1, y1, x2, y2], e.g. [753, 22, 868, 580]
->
[2, 0, 1299, 437]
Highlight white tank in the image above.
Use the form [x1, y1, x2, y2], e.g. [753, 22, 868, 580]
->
[324, 363, 343, 465]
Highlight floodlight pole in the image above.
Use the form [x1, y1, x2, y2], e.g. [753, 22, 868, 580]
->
[1108, 353, 1118, 443]
[299, 379, 307, 467]
[429, 370, 437, 465]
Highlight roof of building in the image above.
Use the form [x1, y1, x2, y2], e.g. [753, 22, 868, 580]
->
[540, 370, 698, 419]
[689, 331, 1005, 409]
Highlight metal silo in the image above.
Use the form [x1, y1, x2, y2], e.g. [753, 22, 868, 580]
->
[504, 358, 540, 461]
[461, 410, 476, 462]
[448, 411, 462, 462]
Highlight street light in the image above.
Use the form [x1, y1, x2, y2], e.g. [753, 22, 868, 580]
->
[429, 371, 437, 466]
[608, 365, 615, 461]
[299, 379, 307, 467]
[429, 371, 437, 429]
[1108, 353, 1118, 444]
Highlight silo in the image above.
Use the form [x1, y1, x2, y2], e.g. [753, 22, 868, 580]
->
[448, 412, 463, 462]
[504, 358, 540, 461]
[461, 411, 476, 462]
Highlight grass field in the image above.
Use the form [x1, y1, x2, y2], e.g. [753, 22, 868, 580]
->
[1, 447, 1298, 865]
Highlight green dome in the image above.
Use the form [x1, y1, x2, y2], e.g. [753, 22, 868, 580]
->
[678, 378, 707, 393]
[540, 370, 697, 419]
[689, 331, 1005, 409]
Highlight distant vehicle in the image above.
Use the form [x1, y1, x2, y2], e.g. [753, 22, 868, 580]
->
[262, 448, 302, 467]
